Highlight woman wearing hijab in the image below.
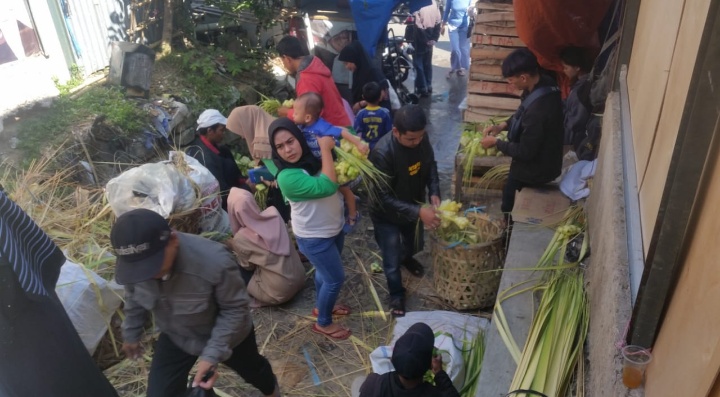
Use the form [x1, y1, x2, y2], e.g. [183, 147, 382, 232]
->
[226, 187, 305, 307]
[226, 105, 292, 222]
[269, 118, 352, 340]
[338, 41, 391, 112]
[0, 190, 118, 397]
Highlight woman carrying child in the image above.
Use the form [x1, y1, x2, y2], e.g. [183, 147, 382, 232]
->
[269, 118, 352, 340]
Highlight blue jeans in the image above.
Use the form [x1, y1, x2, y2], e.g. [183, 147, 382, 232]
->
[449, 27, 470, 72]
[413, 47, 433, 94]
[372, 219, 423, 299]
[296, 233, 345, 327]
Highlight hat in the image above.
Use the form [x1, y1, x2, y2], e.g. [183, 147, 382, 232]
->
[391, 322, 435, 379]
[110, 209, 171, 285]
[196, 109, 228, 130]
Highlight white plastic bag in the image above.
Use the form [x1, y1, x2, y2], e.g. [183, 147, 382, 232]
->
[369, 311, 489, 391]
[55, 260, 124, 355]
[168, 152, 230, 235]
[105, 162, 194, 217]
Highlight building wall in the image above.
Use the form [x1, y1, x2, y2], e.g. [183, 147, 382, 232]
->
[626, 0, 712, 252]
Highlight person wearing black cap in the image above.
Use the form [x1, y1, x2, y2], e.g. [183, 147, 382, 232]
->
[359, 322, 460, 397]
[110, 208, 280, 397]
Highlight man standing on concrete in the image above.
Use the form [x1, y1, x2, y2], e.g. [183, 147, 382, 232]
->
[275, 36, 352, 126]
[481, 48, 564, 221]
[111, 209, 280, 397]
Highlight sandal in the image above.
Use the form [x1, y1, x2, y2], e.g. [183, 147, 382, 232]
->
[311, 323, 352, 340]
[402, 257, 425, 277]
[311, 304, 352, 318]
[389, 297, 406, 318]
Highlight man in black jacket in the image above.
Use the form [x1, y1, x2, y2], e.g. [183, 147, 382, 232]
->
[369, 105, 441, 317]
[481, 48, 564, 220]
[186, 109, 249, 210]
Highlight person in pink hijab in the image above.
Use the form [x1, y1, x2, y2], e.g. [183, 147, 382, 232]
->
[226, 188, 306, 307]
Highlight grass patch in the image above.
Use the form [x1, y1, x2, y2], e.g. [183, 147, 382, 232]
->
[16, 86, 147, 164]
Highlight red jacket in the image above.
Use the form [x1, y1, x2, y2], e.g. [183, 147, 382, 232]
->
[290, 56, 351, 127]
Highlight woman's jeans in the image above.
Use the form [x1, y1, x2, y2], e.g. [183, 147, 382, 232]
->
[296, 233, 345, 327]
[449, 27, 470, 72]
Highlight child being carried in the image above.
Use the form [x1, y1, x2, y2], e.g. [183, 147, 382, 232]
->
[292, 92, 369, 232]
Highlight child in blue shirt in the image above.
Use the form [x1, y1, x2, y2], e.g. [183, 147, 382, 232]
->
[292, 92, 368, 231]
[354, 82, 393, 150]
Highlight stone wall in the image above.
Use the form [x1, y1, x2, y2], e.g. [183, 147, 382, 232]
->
[584, 92, 636, 396]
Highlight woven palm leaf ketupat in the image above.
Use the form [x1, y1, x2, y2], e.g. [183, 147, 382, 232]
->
[431, 213, 506, 310]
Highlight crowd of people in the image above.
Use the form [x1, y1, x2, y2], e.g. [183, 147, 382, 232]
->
[0, 11, 598, 393]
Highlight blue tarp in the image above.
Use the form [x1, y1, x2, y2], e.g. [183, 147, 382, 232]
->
[349, 0, 431, 57]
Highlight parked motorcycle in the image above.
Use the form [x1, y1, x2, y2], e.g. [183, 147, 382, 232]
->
[382, 17, 418, 105]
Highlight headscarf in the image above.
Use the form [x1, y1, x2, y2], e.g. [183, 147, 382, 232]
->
[0, 191, 65, 299]
[338, 41, 387, 103]
[269, 118, 321, 176]
[391, 322, 435, 379]
[227, 188, 291, 256]
[226, 105, 276, 159]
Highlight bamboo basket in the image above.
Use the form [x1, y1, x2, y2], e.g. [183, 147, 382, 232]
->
[431, 213, 505, 310]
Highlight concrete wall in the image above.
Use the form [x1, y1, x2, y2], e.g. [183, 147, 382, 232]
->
[585, 92, 636, 396]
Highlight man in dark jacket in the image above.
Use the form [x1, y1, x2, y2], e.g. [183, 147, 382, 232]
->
[407, 0, 442, 96]
[275, 36, 352, 126]
[185, 109, 249, 210]
[111, 209, 280, 397]
[481, 48, 564, 219]
[369, 105, 441, 317]
[359, 322, 460, 397]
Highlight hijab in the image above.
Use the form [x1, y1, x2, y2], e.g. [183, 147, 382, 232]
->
[226, 105, 276, 159]
[227, 188, 290, 256]
[338, 41, 386, 103]
[269, 117, 322, 176]
[0, 191, 65, 299]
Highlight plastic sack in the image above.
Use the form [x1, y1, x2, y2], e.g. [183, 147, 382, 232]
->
[55, 260, 124, 355]
[105, 162, 195, 218]
[560, 159, 597, 201]
[369, 311, 489, 391]
[168, 152, 230, 235]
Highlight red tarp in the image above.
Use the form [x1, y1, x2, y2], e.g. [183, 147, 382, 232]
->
[514, 0, 613, 95]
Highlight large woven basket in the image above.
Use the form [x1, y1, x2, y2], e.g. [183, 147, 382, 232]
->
[431, 213, 505, 310]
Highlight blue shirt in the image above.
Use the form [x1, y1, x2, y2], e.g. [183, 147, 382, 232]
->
[301, 117, 342, 159]
[443, 0, 472, 28]
[354, 106, 393, 149]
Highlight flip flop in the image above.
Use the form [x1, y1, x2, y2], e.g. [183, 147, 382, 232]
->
[311, 323, 352, 340]
[390, 297, 406, 318]
[311, 304, 352, 318]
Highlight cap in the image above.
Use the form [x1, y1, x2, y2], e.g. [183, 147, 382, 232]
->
[110, 209, 171, 285]
[391, 322, 435, 379]
[196, 109, 228, 130]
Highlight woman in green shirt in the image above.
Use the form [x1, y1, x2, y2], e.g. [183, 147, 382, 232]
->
[269, 118, 352, 340]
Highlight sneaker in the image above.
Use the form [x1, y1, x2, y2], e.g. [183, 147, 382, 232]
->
[457, 69, 466, 76]
[446, 70, 455, 79]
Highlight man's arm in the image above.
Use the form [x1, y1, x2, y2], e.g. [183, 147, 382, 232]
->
[433, 370, 461, 397]
[121, 286, 148, 344]
[199, 256, 252, 365]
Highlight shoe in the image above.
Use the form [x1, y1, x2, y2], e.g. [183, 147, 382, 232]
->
[457, 69, 466, 76]
[402, 257, 425, 277]
[389, 296, 406, 318]
[446, 70, 455, 79]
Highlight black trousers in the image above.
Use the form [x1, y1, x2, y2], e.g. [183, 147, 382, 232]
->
[501, 177, 526, 215]
[147, 328, 276, 397]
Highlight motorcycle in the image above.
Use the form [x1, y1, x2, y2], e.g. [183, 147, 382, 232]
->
[382, 20, 418, 105]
